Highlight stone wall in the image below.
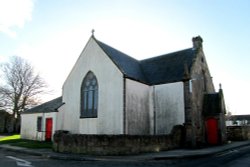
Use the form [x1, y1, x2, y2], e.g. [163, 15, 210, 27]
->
[53, 125, 184, 155]
[189, 48, 215, 146]
[227, 126, 250, 141]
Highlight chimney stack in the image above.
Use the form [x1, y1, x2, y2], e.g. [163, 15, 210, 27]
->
[192, 36, 203, 50]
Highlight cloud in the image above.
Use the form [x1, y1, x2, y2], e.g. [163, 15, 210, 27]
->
[0, 0, 34, 37]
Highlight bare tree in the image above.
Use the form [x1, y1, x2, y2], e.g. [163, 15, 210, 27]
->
[0, 56, 47, 119]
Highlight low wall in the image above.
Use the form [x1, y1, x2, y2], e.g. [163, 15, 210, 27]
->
[227, 126, 250, 141]
[53, 125, 184, 155]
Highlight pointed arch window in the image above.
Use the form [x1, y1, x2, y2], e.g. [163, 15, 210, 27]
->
[80, 71, 98, 118]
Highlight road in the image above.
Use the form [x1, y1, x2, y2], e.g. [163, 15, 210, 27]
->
[176, 145, 250, 167]
[0, 149, 175, 167]
[1, 146, 250, 167]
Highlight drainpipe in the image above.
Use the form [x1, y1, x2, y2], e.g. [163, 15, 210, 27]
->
[123, 76, 127, 134]
[153, 86, 156, 135]
[42, 112, 45, 141]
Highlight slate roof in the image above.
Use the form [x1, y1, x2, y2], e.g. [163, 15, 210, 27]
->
[96, 40, 147, 83]
[141, 49, 195, 85]
[22, 97, 63, 114]
[23, 38, 196, 114]
[95, 38, 196, 85]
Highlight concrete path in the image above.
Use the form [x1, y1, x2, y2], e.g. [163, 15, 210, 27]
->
[1, 141, 250, 161]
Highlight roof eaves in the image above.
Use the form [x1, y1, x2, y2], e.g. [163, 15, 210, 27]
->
[124, 76, 150, 86]
[22, 96, 63, 114]
[55, 102, 65, 111]
[22, 109, 59, 115]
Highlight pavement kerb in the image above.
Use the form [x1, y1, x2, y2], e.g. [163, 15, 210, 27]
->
[1, 141, 250, 161]
[152, 141, 250, 160]
[45, 154, 98, 161]
[210, 141, 250, 156]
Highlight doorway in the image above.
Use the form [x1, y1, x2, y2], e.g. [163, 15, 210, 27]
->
[206, 118, 218, 145]
[45, 118, 53, 141]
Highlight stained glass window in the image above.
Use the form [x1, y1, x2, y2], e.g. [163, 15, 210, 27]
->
[80, 72, 98, 118]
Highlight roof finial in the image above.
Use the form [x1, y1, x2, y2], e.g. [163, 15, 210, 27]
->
[219, 83, 222, 89]
[91, 29, 95, 36]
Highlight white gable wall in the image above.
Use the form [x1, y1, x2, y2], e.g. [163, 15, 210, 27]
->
[125, 79, 185, 135]
[56, 38, 124, 134]
[154, 82, 185, 134]
[125, 79, 150, 135]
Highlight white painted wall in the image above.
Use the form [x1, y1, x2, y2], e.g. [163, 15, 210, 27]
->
[154, 82, 185, 134]
[21, 112, 57, 141]
[226, 120, 233, 126]
[56, 37, 124, 134]
[125, 79, 150, 134]
[125, 79, 185, 135]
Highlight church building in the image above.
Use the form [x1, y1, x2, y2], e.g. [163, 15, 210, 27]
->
[21, 34, 226, 146]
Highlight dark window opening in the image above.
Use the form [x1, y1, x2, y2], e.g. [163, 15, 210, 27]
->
[202, 70, 207, 92]
[37, 117, 42, 132]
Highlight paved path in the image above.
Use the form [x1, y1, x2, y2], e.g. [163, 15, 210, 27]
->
[1, 140, 250, 161]
[2, 146, 250, 167]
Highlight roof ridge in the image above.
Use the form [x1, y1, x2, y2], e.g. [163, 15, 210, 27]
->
[140, 48, 193, 62]
[95, 39, 140, 62]
[94, 38, 148, 83]
[23, 96, 63, 113]
[93, 36, 196, 85]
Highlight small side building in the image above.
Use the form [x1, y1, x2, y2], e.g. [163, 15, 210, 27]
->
[226, 115, 250, 141]
[21, 97, 63, 141]
[226, 115, 250, 126]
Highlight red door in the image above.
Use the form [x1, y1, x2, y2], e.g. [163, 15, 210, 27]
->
[206, 118, 218, 145]
[45, 118, 53, 141]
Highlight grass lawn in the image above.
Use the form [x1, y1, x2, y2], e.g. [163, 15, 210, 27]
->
[0, 134, 20, 141]
[0, 134, 52, 149]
